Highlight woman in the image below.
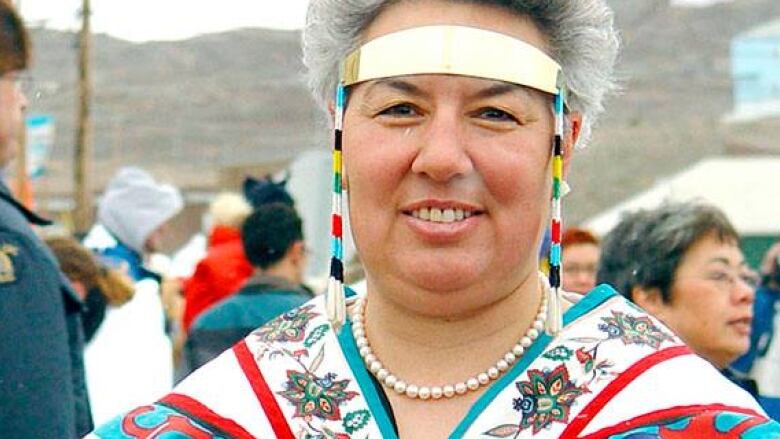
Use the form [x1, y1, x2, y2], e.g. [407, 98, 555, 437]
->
[89, 1, 779, 437]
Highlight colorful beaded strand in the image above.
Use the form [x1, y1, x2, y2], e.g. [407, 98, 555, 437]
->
[326, 83, 348, 333]
[545, 88, 565, 336]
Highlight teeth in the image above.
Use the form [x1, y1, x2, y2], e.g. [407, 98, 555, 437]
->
[411, 207, 474, 223]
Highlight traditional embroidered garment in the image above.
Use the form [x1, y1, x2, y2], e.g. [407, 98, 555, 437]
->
[88, 286, 780, 438]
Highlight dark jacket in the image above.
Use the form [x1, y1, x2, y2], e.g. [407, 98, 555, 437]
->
[181, 273, 313, 377]
[0, 182, 92, 438]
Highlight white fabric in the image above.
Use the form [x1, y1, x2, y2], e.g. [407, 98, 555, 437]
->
[84, 278, 173, 425]
[581, 353, 766, 436]
[174, 348, 278, 437]
[97, 167, 183, 254]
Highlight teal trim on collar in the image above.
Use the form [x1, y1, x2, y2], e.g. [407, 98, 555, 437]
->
[449, 284, 618, 438]
[337, 319, 399, 439]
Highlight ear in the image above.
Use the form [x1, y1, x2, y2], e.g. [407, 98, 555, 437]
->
[562, 111, 582, 178]
[288, 241, 306, 264]
[631, 285, 667, 316]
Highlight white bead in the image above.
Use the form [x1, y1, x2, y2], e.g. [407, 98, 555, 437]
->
[431, 386, 443, 399]
[443, 385, 455, 398]
[537, 312, 546, 321]
[352, 314, 363, 324]
[533, 320, 545, 331]
[364, 353, 377, 364]
[504, 352, 516, 364]
[377, 368, 389, 381]
[512, 344, 525, 356]
[528, 328, 539, 340]
[356, 337, 368, 348]
[466, 378, 480, 390]
[384, 375, 397, 387]
[487, 367, 500, 379]
[394, 381, 407, 394]
[405, 384, 419, 398]
[520, 336, 532, 348]
[496, 360, 509, 372]
[477, 373, 490, 385]
[369, 361, 382, 373]
[418, 387, 431, 400]
[353, 327, 365, 337]
[455, 382, 468, 395]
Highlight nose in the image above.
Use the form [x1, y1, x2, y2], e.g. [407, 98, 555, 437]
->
[410, 111, 474, 182]
[733, 277, 755, 306]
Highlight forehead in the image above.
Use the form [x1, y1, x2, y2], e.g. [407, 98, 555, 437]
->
[679, 232, 743, 270]
[363, 1, 549, 56]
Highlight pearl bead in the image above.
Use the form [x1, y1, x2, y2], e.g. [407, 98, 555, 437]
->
[443, 385, 455, 398]
[351, 286, 551, 402]
[504, 352, 516, 364]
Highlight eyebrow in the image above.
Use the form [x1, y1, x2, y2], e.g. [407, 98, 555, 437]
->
[364, 79, 427, 98]
[707, 256, 747, 267]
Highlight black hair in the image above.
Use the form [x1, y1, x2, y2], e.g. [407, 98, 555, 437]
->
[0, 1, 29, 73]
[242, 175, 294, 209]
[241, 202, 303, 269]
[597, 202, 739, 303]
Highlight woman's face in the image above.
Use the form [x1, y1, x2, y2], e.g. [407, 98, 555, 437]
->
[647, 233, 755, 368]
[343, 0, 577, 315]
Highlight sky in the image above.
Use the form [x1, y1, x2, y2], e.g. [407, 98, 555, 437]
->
[18, 0, 310, 42]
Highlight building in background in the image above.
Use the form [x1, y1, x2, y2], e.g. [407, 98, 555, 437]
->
[727, 19, 780, 122]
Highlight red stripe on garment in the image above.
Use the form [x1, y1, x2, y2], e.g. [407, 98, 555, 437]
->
[562, 345, 692, 438]
[332, 214, 342, 238]
[159, 393, 255, 439]
[578, 404, 766, 439]
[233, 340, 295, 439]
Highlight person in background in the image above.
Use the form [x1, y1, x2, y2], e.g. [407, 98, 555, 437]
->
[45, 236, 134, 342]
[597, 202, 776, 418]
[561, 226, 600, 294]
[182, 203, 312, 376]
[0, 2, 93, 437]
[82, 166, 183, 425]
[181, 192, 253, 333]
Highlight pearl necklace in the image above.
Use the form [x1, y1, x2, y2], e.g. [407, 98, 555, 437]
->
[350, 277, 549, 400]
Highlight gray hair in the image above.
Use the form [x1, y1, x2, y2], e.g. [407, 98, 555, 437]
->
[302, 0, 620, 148]
[597, 202, 739, 303]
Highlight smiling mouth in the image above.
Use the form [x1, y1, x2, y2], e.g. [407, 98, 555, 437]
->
[407, 207, 483, 224]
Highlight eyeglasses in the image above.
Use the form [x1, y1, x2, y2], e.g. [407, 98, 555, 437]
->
[679, 269, 759, 291]
[562, 264, 598, 276]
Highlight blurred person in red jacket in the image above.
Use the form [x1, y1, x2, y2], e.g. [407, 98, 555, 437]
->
[182, 176, 295, 333]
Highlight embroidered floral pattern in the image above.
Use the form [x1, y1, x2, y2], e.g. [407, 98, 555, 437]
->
[598, 311, 673, 349]
[304, 324, 330, 348]
[513, 364, 588, 434]
[253, 305, 319, 344]
[278, 370, 358, 422]
[342, 409, 371, 434]
[575, 346, 616, 385]
[543, 345, 574, 362]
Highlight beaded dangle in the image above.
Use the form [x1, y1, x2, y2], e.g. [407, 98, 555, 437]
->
[545, 86, 566, 337]
[326, 83, 348, 333]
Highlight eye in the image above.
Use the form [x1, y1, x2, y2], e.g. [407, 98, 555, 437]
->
[476, 107, 519, 123]
[707, 271, 731, 283]
[377, 103, 419, 118]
